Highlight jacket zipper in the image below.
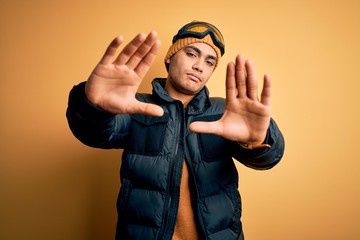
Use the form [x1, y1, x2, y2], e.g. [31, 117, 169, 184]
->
[159, 102, 183, 240]
[184, 112, 207, 239]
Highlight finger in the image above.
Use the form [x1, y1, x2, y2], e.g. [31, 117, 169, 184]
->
[133, 102, 164, 117]
[260, 74, 272, 106]
[113, 32, 147, 65]
[99, 36, 124, 64]
[245, 59, 258, 100]
[120, 31, 159, 69]
[225, 62, 237, 101]
[235, 54, 247, 98]
[135, 39, 161, 79]
[127, 31, 159, 69]
[189, 121, 221, 135]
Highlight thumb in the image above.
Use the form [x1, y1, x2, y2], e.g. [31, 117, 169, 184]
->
[134, 102, 164, 117]
[189, 121, 221, 134]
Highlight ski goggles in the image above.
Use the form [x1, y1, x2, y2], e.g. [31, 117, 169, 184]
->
[172, 21, 225, 56]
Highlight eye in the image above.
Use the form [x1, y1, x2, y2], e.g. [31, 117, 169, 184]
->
[206, 60, 215, 67]
[186, 52, 197, 57]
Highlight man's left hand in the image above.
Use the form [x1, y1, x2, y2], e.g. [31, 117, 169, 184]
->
[189, 54, 271, 146]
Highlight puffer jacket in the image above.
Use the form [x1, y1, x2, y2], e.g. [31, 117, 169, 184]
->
[66, 78, 285, 240]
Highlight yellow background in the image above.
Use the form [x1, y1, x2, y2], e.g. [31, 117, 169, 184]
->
[1, 0, 359, 239]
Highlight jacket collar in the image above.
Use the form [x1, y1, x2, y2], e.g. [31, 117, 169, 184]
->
[152, 78, 211, 115]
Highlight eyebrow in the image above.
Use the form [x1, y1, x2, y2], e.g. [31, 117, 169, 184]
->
[184, 45, 218, 61]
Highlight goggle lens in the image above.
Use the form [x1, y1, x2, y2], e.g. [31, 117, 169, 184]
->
[172, 21, 225, 55]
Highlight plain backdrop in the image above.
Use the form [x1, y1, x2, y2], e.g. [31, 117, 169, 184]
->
[1, 0, 359, 239]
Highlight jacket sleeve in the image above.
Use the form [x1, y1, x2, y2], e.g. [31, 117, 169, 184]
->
[66, 82, 131, 149]
[232, 118, 285, 170]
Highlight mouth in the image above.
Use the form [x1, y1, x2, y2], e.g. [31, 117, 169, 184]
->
[186, 73, 202, 82]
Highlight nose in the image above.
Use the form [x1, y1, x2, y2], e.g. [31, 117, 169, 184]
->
[192, 59, 203, 73]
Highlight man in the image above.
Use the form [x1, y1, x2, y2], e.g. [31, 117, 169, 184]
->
[66, 21, 285, 240]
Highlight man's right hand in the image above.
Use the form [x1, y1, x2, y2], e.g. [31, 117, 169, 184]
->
[85, 31, 164, 116]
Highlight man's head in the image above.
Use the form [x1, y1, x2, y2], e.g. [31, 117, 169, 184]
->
[164, 21, 225, 71]
[163, 21, 225, 105]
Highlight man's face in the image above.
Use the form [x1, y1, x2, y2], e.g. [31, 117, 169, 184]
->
[165, 42, 217, 100]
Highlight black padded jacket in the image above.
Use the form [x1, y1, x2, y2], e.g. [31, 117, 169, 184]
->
[66, 78, 285, 240]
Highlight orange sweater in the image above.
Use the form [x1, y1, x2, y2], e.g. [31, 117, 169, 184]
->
[172, 162, 200, 240]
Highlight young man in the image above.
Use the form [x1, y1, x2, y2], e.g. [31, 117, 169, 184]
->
[66, 21, 285, 240]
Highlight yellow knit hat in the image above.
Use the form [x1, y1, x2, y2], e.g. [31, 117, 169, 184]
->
[165, 21, 225, 70]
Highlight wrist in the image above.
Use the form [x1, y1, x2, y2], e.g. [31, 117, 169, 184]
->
[237, 141, 271, 150]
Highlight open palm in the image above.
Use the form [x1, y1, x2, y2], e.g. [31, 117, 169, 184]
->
[85, 32, 164, 116]
[190, 54, 271, 145]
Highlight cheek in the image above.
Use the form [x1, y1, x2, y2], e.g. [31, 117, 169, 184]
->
[169, 59, 188, 77]
[203, 69, 214, 83]
[168, 64, 181, 80]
